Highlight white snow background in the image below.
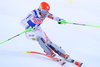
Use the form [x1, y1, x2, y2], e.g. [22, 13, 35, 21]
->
[0, 0, 100, 67]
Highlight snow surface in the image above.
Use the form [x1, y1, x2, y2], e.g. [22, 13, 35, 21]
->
[0, 0, 100, 67]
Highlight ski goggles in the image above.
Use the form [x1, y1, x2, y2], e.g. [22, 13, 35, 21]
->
[39, 6, 48, 14]
[41, 9, 48, 14]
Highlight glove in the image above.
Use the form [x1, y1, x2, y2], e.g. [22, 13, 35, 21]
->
[25, 28, 34, 32]
[25, 26, 34, 32]
[58, 19, 68, 24]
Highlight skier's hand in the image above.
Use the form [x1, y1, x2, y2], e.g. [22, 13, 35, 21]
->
[25, 26, 34, 32]
[58, 20, 68, 24]
[25, 28, 34, 32]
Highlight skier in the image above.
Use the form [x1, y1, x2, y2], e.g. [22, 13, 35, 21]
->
[21, 2, 82, 67]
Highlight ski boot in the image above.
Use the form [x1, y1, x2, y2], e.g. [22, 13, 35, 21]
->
[63, 54, 83, 67]
[44, 48, 56, 57]
[49, 49, 56, 57]
[74, 61, 83, 67]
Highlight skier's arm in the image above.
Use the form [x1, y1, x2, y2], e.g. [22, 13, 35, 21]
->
[21, 11, 35, 32]
[47, 13, 67, 24]
[21, 11, 34, 28]
[47, 13, 68, 24]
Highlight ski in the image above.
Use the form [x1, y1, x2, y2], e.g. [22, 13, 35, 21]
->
[27, 51, 66, 65]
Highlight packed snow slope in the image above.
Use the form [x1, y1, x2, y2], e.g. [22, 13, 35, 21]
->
[0, 0, 100, 67]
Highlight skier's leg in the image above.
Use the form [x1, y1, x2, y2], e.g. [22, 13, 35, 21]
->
[47, 42, 83, 67]
[36, 37, 55, 56]
[42, 31, 71, 61]
[32, 27, 55, 57]
[25, 27, 82, 67]
[42, 31, 69, 58]
[47, 42, 70, 60]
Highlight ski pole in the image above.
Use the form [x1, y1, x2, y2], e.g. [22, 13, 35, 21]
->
[0, 28, 34, 45]
[58, 20, 100, 28]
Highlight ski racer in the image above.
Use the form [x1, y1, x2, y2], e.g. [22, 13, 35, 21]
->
[21, 2, 82, 67]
